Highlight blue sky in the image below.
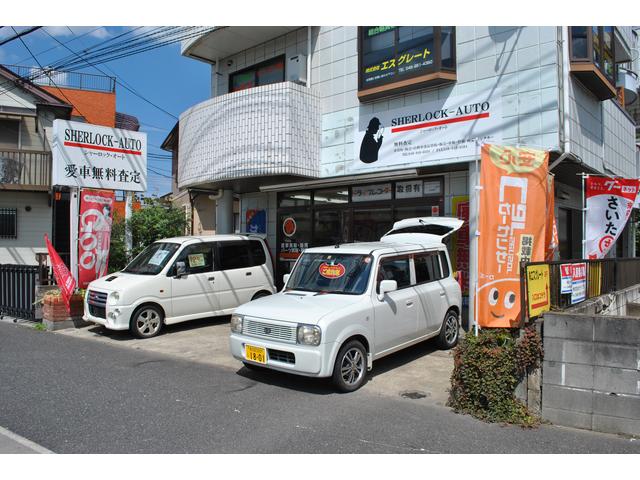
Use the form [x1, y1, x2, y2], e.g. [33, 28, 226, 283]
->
[0, 26, 211, 196]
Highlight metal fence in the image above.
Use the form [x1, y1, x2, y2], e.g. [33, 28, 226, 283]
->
[0, 264, 40, 320]
[0, 149, 51, 187]
[2, 64, 116, 93]
[523, 257, 640, 314]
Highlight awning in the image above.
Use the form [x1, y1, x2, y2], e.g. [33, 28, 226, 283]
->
[259, 169, 420, 192]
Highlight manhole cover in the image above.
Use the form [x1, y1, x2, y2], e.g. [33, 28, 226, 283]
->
[400, 390, 429, 400]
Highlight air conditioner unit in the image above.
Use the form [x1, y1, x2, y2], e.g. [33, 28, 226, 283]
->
[286, 54, 307, 86]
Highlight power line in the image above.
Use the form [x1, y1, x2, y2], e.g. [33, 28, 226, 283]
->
[0, 26, 41, 47]
[12, 27, 107, 66]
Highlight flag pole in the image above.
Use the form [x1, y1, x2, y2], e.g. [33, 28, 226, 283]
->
[582, 173, 588, 259]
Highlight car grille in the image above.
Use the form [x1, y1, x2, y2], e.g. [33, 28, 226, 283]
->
[87, 290, 107, 307]
[268, 349, 295, 364]
[243, 318, 296, 344]
[89, 304, 106, 319]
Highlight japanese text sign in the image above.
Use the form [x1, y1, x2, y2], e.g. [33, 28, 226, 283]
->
[526, 264, 551, 318]
[477, 144, 549, 328]
[52, 119, 147, 192]
[78, 189, 115, 289]
[585, 176, 639, 259]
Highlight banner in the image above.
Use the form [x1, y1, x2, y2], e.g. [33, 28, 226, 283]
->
[246, 209, 266, 234]
[477, 144, 549, 328]
[526, 264, 550, 318]
[585, 176, 639, 259]
[545, 175, 558, 261]
[44, 234, 76, 312]
[350, 90, 502, 173]
[78, 189, 115, 289]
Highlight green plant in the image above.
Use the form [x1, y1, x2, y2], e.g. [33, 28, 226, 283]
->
[447, 326, 543, 427]
[34, 323, 47, 331]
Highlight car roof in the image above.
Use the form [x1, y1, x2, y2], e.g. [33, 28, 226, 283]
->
[304, 236, 446, 256]
[158, 234, 263, 244]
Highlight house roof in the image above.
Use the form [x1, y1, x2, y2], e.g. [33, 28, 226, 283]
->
[0, 64, 73, 111]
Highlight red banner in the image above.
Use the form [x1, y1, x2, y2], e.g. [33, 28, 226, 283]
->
[78, 189, 115, 288]
[44, 234, 76, 312]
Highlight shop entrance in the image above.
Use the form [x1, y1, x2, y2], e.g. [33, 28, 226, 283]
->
[275, 177, 444, 288]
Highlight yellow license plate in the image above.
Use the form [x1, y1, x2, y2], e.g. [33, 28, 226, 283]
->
[245, 344, 267, 364]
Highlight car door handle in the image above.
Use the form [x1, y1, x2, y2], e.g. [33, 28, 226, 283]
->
[406, 301, 414, 307]
[439, 291, 445, 296]
[246, 272, 252, 276]
[208, 277, 215, 282]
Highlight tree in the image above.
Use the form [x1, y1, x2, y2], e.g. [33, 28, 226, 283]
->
[108, 197, 187, 272]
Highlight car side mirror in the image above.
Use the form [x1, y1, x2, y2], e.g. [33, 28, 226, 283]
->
[282, 273, 291, 285]
[175, 261, 187, 278]
[377, 279, 397, 301]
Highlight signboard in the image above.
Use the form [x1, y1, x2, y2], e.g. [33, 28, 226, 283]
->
[451, 196, 469, 295]
[77, 189, 115, 289]
[246, 209, 266, 234]
[585, 176, 639, 259]
[351, 90, 501, 173]
[560, 264, 573, 294]
[52, 119, 147, 192]
[395, 180, 423, 199]
[352, 183, 392, 202]
[526, 264, 550, 318]
[561, 262, 587, 304]
[44, 234, 76, 312]
[279, 215, 308, 261]
[477, 144, 549, 328]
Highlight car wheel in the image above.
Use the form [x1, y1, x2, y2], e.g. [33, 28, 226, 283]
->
[251, 291, 271, 301]
[332, 340, 367, 392]
[130, 305, 163, 339]
[437, 309, 459, 349]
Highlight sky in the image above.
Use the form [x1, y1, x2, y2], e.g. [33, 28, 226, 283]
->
[0, 26, 212, 196]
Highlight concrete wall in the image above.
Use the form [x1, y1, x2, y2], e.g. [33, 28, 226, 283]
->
[542, 312, 640, 437]
[564, 284, 640, 317]
[0, 191, 51, 265]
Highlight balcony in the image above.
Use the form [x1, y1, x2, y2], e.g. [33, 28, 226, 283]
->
[617, 67, 639, 106]
[178, 82, 320, 192]
[0, 150, 51, 190]
[2, 64, 115, 93]
[181, 27, 301, 63]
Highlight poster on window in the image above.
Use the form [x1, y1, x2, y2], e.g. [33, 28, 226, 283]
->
[477, 144, 549, 328]
[78, 189, 115, 289]
[246, 209, 266, 234]
[585, 176, 639, 259]
[350, 90, 502, 173]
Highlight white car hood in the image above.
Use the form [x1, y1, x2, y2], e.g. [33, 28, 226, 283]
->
[236, 291, 362, 325]
[86, 272, 154, 294]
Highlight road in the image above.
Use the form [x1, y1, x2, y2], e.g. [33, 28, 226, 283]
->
[0, 321, 638, 454]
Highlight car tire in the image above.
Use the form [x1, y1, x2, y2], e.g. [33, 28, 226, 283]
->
[251, 291, 271, 301]
[130, 305, 164, 339]
[332, 340, 367, 393]
[437, 309, 459, 350]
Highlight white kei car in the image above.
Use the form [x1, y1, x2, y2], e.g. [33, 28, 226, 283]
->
[229, 217, 463, 392]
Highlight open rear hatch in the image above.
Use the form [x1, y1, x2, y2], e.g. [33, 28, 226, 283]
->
[380, 217, 464, 244]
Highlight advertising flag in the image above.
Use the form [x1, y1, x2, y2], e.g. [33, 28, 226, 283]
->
[44, 234, 76, 312]
[585, 176, 639, 259]
[477, 144, 549, 328]
[78, 189, 115, 288]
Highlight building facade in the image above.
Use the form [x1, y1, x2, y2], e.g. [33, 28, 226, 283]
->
[169, 26, 639, 314]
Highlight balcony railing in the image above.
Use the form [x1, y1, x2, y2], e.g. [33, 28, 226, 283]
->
[0, 150, 51, 189]
[2, 64, 115, 93]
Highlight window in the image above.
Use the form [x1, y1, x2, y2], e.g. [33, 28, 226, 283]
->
[377, 256, 411, 291]
[439, 251, 450, 278]
[414, 252, 441, 283]
[313, 188, 349, 205]
[217, 241, 252, 270]
[248, 240, 266, 266]
[125, 242, 181, 275]
[0, 208, 17, 239]
[229, 56, 285, 93]
[358, 26, 456, 101]
[0, 120, 19, 149]
[279, 191, 311, 208]
[570, 26, 617, 100]
[175, 243, 214, 275]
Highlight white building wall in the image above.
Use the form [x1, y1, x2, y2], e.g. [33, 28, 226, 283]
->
[0, 191, 51, 265]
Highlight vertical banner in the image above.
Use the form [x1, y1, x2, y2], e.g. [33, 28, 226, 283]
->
[585, 176, 639, 259]
[451, 196, 470, 295]
[78, 189, 115, 289]
[477, 144, 549, 328]
[545, 175, 559, 261]
[44, 234, 76, 312]
[246, 209, 267, 234]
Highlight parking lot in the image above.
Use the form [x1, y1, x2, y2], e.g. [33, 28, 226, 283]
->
[57, 316, 456, 405]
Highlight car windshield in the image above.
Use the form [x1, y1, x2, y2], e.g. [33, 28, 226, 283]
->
[286, 253, 373, 295]
[122, 242, 180, 275]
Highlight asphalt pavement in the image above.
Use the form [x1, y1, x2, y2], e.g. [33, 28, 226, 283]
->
[1, 321, 638, 454]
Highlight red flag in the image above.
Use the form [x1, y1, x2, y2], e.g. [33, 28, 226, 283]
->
[44, 234, 76, 312]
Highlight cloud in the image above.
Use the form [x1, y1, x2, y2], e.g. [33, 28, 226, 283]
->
[45, 26, 111, 39]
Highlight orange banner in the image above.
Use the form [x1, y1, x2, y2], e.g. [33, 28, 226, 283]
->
[477, 144, 549, 328]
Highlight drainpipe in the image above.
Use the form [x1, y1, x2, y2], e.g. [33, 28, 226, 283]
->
[307, 26, 312, 88]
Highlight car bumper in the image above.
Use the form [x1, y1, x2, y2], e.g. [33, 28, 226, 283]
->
[230, 333, 335, 377]
[83, 303, 135, 331]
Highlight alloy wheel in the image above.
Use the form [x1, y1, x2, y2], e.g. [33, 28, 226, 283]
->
[445, 313, 458, 344]
[136, 308, 161, 337]
[340, 347, 365, 386]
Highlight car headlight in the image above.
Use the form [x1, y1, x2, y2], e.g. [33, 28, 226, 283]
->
[107, 291, 121, 306]
[297, 324, 321, 346]
[230, 314, 244, 333]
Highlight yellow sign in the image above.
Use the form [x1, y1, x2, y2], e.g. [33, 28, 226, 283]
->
[526, 264, 550, 318]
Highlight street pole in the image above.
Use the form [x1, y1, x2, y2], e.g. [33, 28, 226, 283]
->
[582, 173, 588, 259]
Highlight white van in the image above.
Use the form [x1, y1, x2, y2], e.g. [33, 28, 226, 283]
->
[229, 217, 463, 392]
[84, 235, 275, 338]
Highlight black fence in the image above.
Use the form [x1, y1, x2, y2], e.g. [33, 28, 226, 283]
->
[0, 264, 40, 320]
[523, 257, 640, 316]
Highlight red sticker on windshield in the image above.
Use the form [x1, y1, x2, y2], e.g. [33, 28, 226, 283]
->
[319, 262, 345, 279]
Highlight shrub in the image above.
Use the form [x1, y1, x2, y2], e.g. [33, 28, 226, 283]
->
[448, 326, 543, 426]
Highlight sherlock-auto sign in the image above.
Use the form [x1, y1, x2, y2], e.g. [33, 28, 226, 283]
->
[52, 120, 147, 192]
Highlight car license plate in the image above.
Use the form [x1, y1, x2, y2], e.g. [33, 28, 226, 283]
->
[245, 344, 267, 364]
